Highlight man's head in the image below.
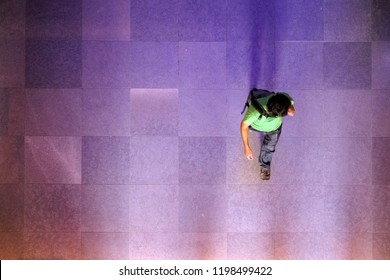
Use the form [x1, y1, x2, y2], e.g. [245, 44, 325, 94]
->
[267, 93, 291, 117]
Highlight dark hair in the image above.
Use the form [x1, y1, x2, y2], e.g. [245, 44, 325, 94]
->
[267, 93, 291, 117]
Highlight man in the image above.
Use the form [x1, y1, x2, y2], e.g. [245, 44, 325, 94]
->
[240, 90, 295, 180]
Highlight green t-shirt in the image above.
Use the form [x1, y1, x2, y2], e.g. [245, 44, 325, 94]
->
[243, 93, 294, 132]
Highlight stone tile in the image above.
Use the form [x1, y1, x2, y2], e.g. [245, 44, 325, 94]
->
[226, 41, 275, 89]
[226, 0, 275, 41]
[0, 40, 25, 87]
[227, 233, 274, 260]
[26, 0, 82, 40]
[0, 90, 9, 135]
[372, 0, 390, 41]
[82, 137, 130, 184]
[82, 89, 130, 136]
[179, 137, 226, 185]
[372, 138, 390, 185]
[0, 185, 24, 232]
[25, 184, 81, 232]
[5, 88, 26, 136]
[24, 232, 81, 260]
[372, 91, 390, 137]
[227, 184, 276, 233]
[129, 42, 179, 88]
[81, 185, 129, 232]
[179, 89, 227, 137]
[83, 0, 130, 41]
[179, 42, 226, 89]
[81, 232, 129, 260]
[324, 42, 371, 89]
[227, 89, 252, 137]
[82, 41, 131, 88]
[26, 89, 82, 136]
[324, 185, 373, 233]
[372, 42, 390, 89]
[0, 0, 25, 40]
[324, 0, 371, 41]
[25, 136, 81, 184]
[26, 40, 82, 88]
[0, 137, 24, 184]
[0, 232, 24, 260]
[275, 0, 324, 41]
[178, 233, 227, 260]
[130, 89, 178, 136]
[322, 90, 372, 137]
[129, 185, 179, 232]
[179, 0, 226, 41]
[323, 137, 372, 185]
[131, 0, 179, 41]
[179, 184, 227, 233]
[275, 42, 323, 90]
[322, 232, 373, 260]
[373, 185, 390, 232]
[275, 233, 324, 260]
[129, 137, 179, 184]
[373, 233, 390, 259]
[274, 184, 325, 233]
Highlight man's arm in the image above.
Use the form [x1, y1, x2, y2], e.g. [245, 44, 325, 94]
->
[240, 120, 254, 160]
[288, 105, 295, 117]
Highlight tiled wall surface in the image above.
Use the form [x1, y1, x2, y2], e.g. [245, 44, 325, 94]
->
[0, 0, 390, 260]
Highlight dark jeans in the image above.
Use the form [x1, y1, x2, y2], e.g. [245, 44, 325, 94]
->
[250, 125, 282, 170]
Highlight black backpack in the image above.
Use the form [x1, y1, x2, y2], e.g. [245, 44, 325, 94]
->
[241, 88, 275, 118]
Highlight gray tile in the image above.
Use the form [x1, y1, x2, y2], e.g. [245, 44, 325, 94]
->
[82, 41, 131, 88]
[0, 185, 24, 232]
[372, 137, 390, 185]
[0, 0, 25, 40]
[275, 0, 324, 41]
[324, 185, 373, 233]
[227, 233, 274, 260]
[0, 40, 25, 87]
[275, 42, 323, 90]
[5, 88, 26, 136]
[131, 0, 178, 41]
[275, 233, 325, 260]
[324, 0, 371, 41]
[227, 89, 252, 137]
[0, 137, 24, 184]
[373, 185, 390, 232]
[373, 233, 390, 259]
[179, 0, 226, 41]
[372, 0, 390, 41]
[25, 136, 81, 184]
[26, 40, 82, 88]
[177, 233, 227, 260]
[179, 89, 227, 137]
[24, 232, 81, 260]
[323, 137, 372, 185]
[129, 137, 179, 184]
[26, 0, 81, 40]
[0, 232, 24, 259]
[82, 137, 130, 184]
[25, 184, 81, 232]
[81, 232, 129, 260]
[372, 42, 390, 90]
[179, 184, 227, 233]
[226, 41, 275, 89]
[227, 0, 275, 41]
[179, 42, 226, 89]
[130, 89, 178, 136]
[0, 90, 9, 135]
[322, 90, 372, 137]
[179, 137, 226, 185]
[82, 88, 130, 136]
[81, 185, 129, 232]
[26, 89, 82, 136]
[324, 42, 371, 89]
[83, 0, 130, 41]
[372, 91, 390, 137]
[129, 42, 179, 88]
[129, 185, 179, 232]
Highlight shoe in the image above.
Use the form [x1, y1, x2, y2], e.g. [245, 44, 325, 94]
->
[260, 168, 270, 180]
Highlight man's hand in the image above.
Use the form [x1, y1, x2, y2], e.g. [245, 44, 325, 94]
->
[244, 146, 254, 160]
[288, 105, 295, 117]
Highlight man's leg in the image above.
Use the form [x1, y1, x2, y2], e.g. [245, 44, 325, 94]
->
[259, 125, 282, 179]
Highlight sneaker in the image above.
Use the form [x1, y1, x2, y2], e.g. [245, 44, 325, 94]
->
[260, 168, 270, 180]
